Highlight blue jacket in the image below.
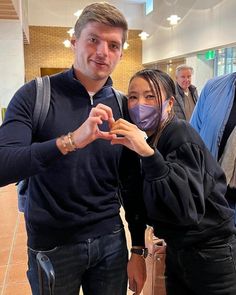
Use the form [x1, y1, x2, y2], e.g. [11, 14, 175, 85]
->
[190, 72, 236, 159]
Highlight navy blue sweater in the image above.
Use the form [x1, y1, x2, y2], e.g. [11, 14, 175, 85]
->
[0, 68, 146, 249]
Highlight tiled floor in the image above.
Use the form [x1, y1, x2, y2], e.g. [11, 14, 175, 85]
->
[0, 184, 31, 295]
[0, 184, 141, 295]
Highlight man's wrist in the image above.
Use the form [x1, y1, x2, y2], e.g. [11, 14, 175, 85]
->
[56, 132, 77, 155]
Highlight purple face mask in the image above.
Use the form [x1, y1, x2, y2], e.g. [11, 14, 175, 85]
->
[129, 101, 168, 131]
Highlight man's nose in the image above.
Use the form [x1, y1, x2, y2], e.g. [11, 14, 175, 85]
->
[96, 41, 109, 57]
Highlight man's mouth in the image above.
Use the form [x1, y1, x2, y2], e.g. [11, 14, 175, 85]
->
[92, 59, 108, 67]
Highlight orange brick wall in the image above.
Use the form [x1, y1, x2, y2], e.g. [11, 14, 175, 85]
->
[24, 26, 143, 93]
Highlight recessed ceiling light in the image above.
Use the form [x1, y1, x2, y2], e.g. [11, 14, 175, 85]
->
[138, 31, 150, 40]
[167, 14, 181, 25]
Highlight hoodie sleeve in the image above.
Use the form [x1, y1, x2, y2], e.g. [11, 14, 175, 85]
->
[0, 81, 62, 187]
[141, 142, 210, 226]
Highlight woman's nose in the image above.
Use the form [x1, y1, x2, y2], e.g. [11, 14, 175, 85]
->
[137, 97, 147, 104]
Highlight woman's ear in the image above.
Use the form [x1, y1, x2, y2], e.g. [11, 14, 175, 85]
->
[169, 96, 175, 108]
[166, 96, 174, 114]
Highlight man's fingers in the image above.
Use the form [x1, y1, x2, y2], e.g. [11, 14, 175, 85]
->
[92, 103, 114, 121]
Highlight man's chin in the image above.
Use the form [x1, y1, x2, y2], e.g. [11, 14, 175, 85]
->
[91, 70, 112, 81]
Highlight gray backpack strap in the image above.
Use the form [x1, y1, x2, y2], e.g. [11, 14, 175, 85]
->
[112, 88, 124, 117]
[33, 75, 51, 132]
[112, 88, 131, 121]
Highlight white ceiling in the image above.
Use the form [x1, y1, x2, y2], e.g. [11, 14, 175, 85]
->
[27, 0, 145, 30]
[125, 0, 145, 2]
[0, 0, 146, 24]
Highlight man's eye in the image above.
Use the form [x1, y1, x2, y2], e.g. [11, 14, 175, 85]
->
[110, 43, 120, 50]
[89, 37, 97, 43]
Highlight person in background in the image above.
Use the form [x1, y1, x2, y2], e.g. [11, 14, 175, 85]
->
[174, 64, 198, 120]
[110, 68, 236, 295]
[190, 72, 236, 224]
[0, 3, 147, 295]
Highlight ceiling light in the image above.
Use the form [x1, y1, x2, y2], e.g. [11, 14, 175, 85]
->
[67, 28, 74, 37]
[138, 31, 150, 41]
[74, 10, 82, 18]
[167, 14, 181, 25]
[63, 40, 71, 48]
[123, 42, 129, 50]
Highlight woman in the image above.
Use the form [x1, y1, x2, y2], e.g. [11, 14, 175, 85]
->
[110, 69, 236, 295]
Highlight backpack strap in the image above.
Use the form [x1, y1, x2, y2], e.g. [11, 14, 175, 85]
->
[17, 76, 51, 213]
[33, 75, 51, 133]
[112, 88, 132, 121]
[112, 88, 130, 207]
[112, 88, 124, 118]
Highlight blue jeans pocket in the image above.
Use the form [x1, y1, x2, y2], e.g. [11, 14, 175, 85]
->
[28, 246, 59, 254]
[112, 224, 124, 234]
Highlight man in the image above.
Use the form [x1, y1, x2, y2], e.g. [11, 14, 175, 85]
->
[174, 64, 198, 121]
[0, 3, 146, 295]
[190, 72, 236, 224]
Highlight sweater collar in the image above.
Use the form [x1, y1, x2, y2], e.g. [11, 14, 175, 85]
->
[68, 66, 113, 88]
[64, 66, 114, 99]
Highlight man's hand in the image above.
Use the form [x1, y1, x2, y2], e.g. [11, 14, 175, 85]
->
[72, 103, 115, 149]
[128, 253, 147, 295]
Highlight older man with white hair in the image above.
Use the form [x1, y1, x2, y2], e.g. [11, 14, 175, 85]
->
[174, 64, 198, 120]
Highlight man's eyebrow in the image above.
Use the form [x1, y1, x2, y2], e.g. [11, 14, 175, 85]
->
[87, 33, 121, 45]
[87, 33, 99, 38]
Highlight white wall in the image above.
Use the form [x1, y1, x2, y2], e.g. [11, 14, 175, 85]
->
[0, 20, 25, 123]
[186, 55, 214, 93]
[21, 0, 29, 43]
[142, 0, 236, 64]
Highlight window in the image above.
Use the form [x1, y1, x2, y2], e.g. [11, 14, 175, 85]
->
[214, 47, 236, 76]
[146, 0, 153, 15]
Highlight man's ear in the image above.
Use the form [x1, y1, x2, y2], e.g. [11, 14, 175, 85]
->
[70, 37, 76, 50]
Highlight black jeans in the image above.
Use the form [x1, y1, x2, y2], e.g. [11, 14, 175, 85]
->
[27, 225, 128, 295]
[165, 235, 236, 295]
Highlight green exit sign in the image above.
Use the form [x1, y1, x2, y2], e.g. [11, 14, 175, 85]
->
[205, 50, 215, 60]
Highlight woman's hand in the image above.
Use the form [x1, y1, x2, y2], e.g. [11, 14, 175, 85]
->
[110, 119, 154, 157]
[128, 254, 147, 295]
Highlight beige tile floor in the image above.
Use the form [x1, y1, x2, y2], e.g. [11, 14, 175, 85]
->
[0, 184, 142, 295]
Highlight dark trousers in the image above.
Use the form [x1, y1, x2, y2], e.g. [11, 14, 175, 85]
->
[27, 225, 128, 295]
[165, 235, 236, 295]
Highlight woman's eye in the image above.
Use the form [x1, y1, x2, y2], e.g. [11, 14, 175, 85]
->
[128, 96, 137, 100]
[146, 95, 156, 100]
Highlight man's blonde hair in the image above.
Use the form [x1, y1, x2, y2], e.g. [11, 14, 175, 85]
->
[74, 2, 128, 45]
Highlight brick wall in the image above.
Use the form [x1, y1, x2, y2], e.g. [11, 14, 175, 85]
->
[24, 26, 143, 93]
